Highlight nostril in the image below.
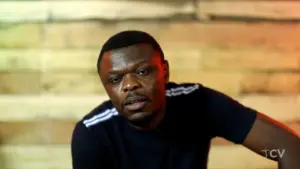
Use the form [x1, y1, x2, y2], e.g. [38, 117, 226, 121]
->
[123, 88, 128, 93]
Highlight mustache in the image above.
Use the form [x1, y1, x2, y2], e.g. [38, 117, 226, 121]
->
[122, 92, 150, 106]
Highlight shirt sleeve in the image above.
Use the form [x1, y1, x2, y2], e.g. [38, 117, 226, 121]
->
[71, 121, 110, 169]
[190, 84, 257, 144]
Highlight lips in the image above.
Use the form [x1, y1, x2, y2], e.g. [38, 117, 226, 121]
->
[123, 95, 149, 111]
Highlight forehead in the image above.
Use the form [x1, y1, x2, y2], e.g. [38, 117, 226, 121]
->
[100, 44, 156, 71]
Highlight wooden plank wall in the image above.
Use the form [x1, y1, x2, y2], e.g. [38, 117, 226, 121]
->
[0, 0, 300, 169]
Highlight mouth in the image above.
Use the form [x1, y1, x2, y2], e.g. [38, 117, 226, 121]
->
[123, 96, 149, 111]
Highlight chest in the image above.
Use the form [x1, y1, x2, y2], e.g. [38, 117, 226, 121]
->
[108, 128, 211, 169]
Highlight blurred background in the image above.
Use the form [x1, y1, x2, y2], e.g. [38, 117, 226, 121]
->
[0, 0, 299, 169]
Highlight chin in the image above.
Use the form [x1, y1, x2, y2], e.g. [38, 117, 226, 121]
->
[128, 111, 155, 126]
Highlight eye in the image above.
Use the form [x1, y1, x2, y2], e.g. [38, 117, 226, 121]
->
[109, 76, 122, 84]
[136, 68, 149, 76]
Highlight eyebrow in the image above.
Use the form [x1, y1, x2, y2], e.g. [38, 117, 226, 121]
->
[107, 60, 150, 75]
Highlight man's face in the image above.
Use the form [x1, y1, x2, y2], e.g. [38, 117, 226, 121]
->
[99, 44, 169, 126]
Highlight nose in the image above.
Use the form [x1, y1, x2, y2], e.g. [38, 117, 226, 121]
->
[122, 74, 141, 93]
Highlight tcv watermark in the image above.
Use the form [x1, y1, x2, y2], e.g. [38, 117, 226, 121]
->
[261, 148, 286, 159]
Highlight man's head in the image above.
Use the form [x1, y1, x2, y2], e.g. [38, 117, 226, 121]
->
[97, 30, 169, 129]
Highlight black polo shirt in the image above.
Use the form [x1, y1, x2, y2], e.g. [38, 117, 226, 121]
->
[71, 82, 257, 169]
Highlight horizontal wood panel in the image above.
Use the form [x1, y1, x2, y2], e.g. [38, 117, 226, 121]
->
[239, 95, 300, 122]
[0, 120, 75, 145]
[0, 1, 194, 22]
[1, 47, 299, 72]
[0, 145, 71, 169]
[0, 95, 108, 121]
[242, 73, 300, 94]
[43, 22, 300, 52]
[0, 73, 41, 94]
[3, 1, 300, 22]
[2, 22, 300, 51]
[175, 71, 298, 94]
[41, 72, 105, 94]
[0, 50, 42, 72]
[198, 1, 300, 20]
[1, 71, 298, 95]
[0, 2, 47, 22]
[1, 72, 237, 95]
[0, 24, 42, 48]
[0, 95, 299, 121]
[1, 72, 241, 95]
[0, 47, 202, 72]
[0, 145, 276, 169]
[201, 47, 300, 71]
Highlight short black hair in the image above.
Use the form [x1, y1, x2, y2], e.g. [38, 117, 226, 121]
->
[97, 30, 164, 72]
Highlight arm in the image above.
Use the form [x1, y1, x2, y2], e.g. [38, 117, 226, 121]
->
[242, 112, 300, 168]
[71, 122, 110, 169]
[196, 85, 300, 168]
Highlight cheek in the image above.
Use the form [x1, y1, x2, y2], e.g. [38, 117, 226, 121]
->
[104, 86, 122, 105]
[143, 70, 165, 97]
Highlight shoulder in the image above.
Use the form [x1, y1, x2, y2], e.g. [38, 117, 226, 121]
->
[71, 100, 118, 159]
[165, 82, 206, 117]
[82, 100, 119, 128]
[165, 81, 247, 115]
[72, 100, 122, 147]
[73, 99, 121, 136]
[166, 81, 202, 98]
[166, 81, 238, 104]
[71, 100, 124, 153]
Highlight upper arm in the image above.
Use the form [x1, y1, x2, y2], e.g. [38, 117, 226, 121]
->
[197, 86, 257, 144]
[242, 112, 300, 161]
[71, 122, 109, 169]
[194, 85, 300, 163]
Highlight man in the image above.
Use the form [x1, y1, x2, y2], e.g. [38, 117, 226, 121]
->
[71, 30, 300, 169]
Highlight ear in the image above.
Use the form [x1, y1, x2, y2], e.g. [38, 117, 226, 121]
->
[163, 60, 170, 83]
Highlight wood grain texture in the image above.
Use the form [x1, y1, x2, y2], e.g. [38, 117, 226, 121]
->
[201, 47, 300, 71]
[0, 72, 240, 95]
[1, 59, 298, 95]
[1, 46, 299, 72]
[43, 22, 300, 53]
[0, 95, 108, 121]
[157, 23, 300, 52]
[241, 73, 300, 94]
[198, 1, 300, 20]
[2, 22, 300, 52]
[0, 24, 42, 48]
[1, 95, 299, 121]
[41, 71, 241, 95]
[0, 120, 75, 145]
[0, 1, 194, 22]
[0, 48, 202, 72]
[0, 2, 48, 22]
[41, 72, 105, 94]
[0, 50, 42, 72]
[0, 145, 277, 169]
[0, 73, 41, 94]
[41, 72, 300, 95]
[0, 145, 71, 169]
[239, 95, 300, 122]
